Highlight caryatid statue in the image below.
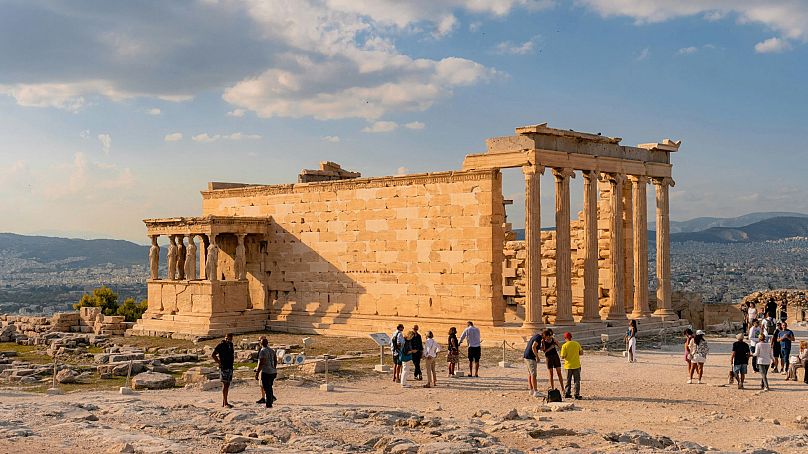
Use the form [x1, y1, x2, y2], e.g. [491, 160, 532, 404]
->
[185, 234, 197, 280]
[167, 235, 178, 280]
[206, 242, 219, 282]
[176, 235, 186, 280]
[148, 235, 159, 280]
[235, 234, 246, 280]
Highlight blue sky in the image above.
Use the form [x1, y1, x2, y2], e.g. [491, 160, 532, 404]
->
[1, 0, 806, 243]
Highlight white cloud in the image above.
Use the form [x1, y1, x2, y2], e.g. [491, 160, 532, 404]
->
[191, 132, 261, 143]
[755, 37, 791, 53]
[404, 121, 425, 130]
[97, 133, 112, 155]
[79, 129, 90, 139]
[677, 46, 699, 55]
[147, 107, 161, 115]
[227, 109, 246, 117]
[433, 15, 458, 37]
[495, 36, 540, 55]
[321, 135, 341, 143]
[469, 21, 483, 32]
[192, 133, 220, 143]
[43, 152, 135, 200]
[636, 47, 651, 61]
[164, 132, 183, 142]
[362, 121, 398, 133]
[225, 132, 262, 140]
[396, 166, 408, 175]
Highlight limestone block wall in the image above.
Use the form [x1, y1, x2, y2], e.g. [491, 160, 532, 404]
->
[201, 170, 505, 332]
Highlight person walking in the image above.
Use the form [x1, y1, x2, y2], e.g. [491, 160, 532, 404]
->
[423, 331, 440, 388]
[459, 321, 482, 377]
[771, 323, 782, 373]
[255, 335, 268, 404]
[752, 333, 773, 391]
[779, 300, 788, 323]
[683, 328, 694, 380]
[254, 337, 277, 407]
[391, 324, 404, 383]
[447, 327, 459, 377]
[625, 319, 638, 363]
[523, 330, 542, 397]
[212, 333, 235, 408]
[560, 332, 583, 400]
[411, 325, 424, 381]
[688, 330, 709, 384]
[740, 301, 750, 335]
[777, 322, 796, 374]
[730, 333, 750, 389]
[399, 330, 417, 387]
[748, 319, 761, 373]
[541, 329, 564, 393]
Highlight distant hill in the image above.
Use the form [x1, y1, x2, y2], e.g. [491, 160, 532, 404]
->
[660, 212, 808, 233]
[671, 217, 808, 243]
[0, 233, 148, 267]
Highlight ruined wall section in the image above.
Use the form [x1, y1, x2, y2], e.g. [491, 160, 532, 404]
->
[201, 170, 505, 332]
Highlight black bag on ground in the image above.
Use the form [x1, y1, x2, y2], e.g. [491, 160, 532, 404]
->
[545, 388, 563, 403]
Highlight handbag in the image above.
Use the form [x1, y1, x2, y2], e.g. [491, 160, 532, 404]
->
[545, 388, 563, 403]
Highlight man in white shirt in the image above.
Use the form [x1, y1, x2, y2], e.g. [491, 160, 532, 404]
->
[459, 321, 482, 377]
[390, 324, 404, 383]
[423, 331, 440, 388]
[748, 319, 761, 373]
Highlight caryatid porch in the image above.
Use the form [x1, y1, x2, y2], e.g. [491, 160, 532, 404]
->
[464, 123, 681, 327]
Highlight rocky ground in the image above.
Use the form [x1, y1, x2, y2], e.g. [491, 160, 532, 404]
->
[1, 326, 808, 454]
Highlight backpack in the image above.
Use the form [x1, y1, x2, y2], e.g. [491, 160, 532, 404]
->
[766, 320, 776, 335]
[391, 332, 400, 355]
[545, 388, 563, 403]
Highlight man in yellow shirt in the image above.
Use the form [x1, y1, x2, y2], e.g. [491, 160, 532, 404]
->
[560, 332, 583, 400]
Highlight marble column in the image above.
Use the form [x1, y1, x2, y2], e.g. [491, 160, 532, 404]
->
[176, 235, 186, 280]
[235, 234, 247, 280]
[553, 167, 575, 325]
[653, 177, 677, 319]
[185, 234, 197, 281]
[622, 179, 634, 313]
[148, 235, 159, 280]
[630, 176, 652, 318]
[580, 170, 601, 322]
[167, 235, 178, 281]
[522, 165, 544, 329]
[603, 173, 626, 320]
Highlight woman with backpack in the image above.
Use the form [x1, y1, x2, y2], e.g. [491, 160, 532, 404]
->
[399, 330, 417, 387]
[687, 330, 709, 384]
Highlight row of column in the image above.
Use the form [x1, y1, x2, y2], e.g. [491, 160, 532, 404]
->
[148, 233, 248, 282]
[521, 166, 675, 328]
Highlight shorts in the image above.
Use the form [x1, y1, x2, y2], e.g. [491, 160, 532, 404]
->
[220, 368, 234, 383]
[393, 354, 402, 365]
[525, 358, 537, 377]
[692, 354, 706, 364]
[468, 346, 481, 362]
[545, 352, 562, 370]
[733, 364, 748, 375]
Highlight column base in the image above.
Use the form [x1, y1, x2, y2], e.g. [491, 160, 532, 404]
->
[521, 321, 544, 330]
[652, 309, 678, 320]
[605, 313, 628, 321]
[578, 317, 603, 324]
[553, 318, 575, 326]
[629, 311, 653, 319]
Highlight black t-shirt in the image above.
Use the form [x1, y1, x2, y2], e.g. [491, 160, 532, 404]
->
[524, 333, 542, 360]
[411, 333, 423, 351]
[214, 340, 235, 369]
[732, 341, 750, 365]
[765, 302, 777, 318]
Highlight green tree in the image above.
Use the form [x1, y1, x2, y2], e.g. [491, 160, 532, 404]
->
[73, 285, 119, 315]
[116, 297, 148, 322]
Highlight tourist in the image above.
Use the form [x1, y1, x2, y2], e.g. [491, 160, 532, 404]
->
[541, 329, 564, 392]
[447, 327, 459, 377]
[777, 321, 795, 374]
[212, 333, 235, 408]
[761, 314, 775, 338]
[771, 322, 782, 372]
[254, 337, 277, 407]
[779, 300, 788, 323]
[747, 302, 758, 324]
[687, 330, 709, 384]
[683, 328, 694, 380]
[730, 333, 750, 389]
[399, 330, 417, 387]
[560, 332, 583, 400]
[459, 321, 482, 377]
[256, 335, 268, 404]
[748, 319, 761, 373]
[752, 333, 773, 391]
[740, 301, 750, 334]
[786, 341, 808, 383]
[411, 325, 424, 381]
[422, 331, 440, 388]
[390, 324, 404, 383]
[625, 319, 638, 363]
[765, 297, 777, 320]
[523, 330, 542, 397]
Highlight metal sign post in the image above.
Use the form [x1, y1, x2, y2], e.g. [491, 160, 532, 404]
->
[368, 333, 391, 372]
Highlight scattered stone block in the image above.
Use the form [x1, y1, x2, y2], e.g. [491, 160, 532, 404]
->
[131, 372, 175, 390]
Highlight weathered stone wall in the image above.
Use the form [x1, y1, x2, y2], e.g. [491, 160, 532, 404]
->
[200, 170, 505, 333]
[742, 289, 808, 322]
[0, 308, 130, 343]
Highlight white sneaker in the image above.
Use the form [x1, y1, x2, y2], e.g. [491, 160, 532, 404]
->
[697, 379, 703, 384]
[687, 379, 692, 384]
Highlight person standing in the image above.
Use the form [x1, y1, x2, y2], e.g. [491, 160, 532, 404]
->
[740, 301, 750, 335]
[683, 328, 694, 381]
[212, 333, 235, 408]
[391, 324, 404, 383]
[765, 298, 777, 320]
[459, 321, 482, 377]
[748, 302, 758, 325]
[752, 333, 773, 391]
[779, 300, 788, 323]
[447, 327, 459, 377]
[748, 319, 761, 373]
[688, 330, 709, 384]
[399, 330, 417, 387]
[254, 337, 277, 407]
[625, 319, 638, 363]
[560, 332, 583, 400]
[771, 323, 782, 373]
[777, 322, 796, 374]
[411, 325, 424, 381]
[256, 335, 268, 404]
[523, 331, 542, 397]
[730, 333, 750, 389]
[541, 329, 564, 393]
[423, 331, 440, 388]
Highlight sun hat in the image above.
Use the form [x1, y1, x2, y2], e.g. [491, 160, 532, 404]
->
[696, 330, 705, 336]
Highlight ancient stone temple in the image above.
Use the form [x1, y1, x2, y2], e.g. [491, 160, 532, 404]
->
[130, 123, 685, 340]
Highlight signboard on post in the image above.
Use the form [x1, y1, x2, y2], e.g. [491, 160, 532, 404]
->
[369, 333, 391, 372]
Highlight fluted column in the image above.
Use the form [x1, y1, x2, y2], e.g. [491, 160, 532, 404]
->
[622, 179, 634, 313]
[522, 165, 544, 329]
[653, 177, 677, 319]
[553, 167, 575, 325]
[630, 176, 652, 318]
[603, 173, 626, 320]
[580, 171, 601, 322]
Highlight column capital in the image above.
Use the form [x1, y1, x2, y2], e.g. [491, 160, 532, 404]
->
[627, 175, 649, 184]
[522, 164, 545, 177]
[551, 167, 576, 180]
[582, 169, 599, 180]
[599, 172, 625, 185]
[651, 176, 675, 187]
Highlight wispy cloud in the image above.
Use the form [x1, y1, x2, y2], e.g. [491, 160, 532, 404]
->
[755, 37, 791, 54]
[147, 107, 161, 115]
[494, 36, 540, 55]
[677, 46, 699, 55]
[191, 132, 262, 143]
[321, 135, 341, 143]
[404, 121, 425, 130]
[362, 121, 398, 133]
[636, 47, 650, 61]
[227, 109, 245, 118]
[97, 133, 111, 155]
[164, 132, 183, 142]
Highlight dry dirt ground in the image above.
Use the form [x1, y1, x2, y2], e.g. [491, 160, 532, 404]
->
[1, 327, 807, 454]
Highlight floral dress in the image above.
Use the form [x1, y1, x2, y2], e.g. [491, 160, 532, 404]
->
[446, 334, 459, 365]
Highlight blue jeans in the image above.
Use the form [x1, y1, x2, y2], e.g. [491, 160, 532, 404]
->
[781, 344, 792, 370]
